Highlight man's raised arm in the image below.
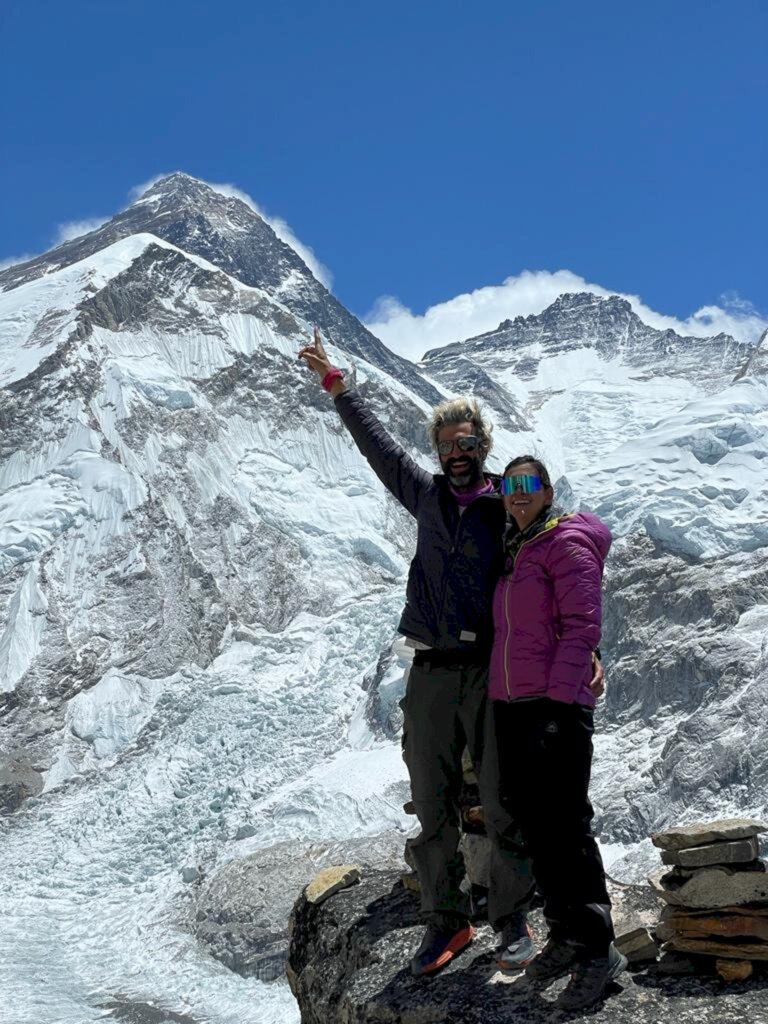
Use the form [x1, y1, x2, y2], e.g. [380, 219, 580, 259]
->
[298, 327, 432, 517]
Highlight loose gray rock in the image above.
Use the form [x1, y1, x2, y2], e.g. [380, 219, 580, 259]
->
[661, 836, 759, 868]
[305, 865, 361, 906]
[716, 959, 754, 982]
[651, 819, 767, 852]
[616, 926, 659, 963]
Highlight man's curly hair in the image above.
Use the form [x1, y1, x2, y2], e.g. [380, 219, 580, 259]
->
[427, 397, 494, 458]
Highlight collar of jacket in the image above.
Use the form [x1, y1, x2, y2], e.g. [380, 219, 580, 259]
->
[504, 503, 567, 560]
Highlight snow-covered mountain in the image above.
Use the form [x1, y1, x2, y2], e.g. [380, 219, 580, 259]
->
[1, 174, 766, 1024]
[0, 177, 432, 1024]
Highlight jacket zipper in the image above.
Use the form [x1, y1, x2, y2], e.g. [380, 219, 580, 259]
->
[436, 507, 464, 626]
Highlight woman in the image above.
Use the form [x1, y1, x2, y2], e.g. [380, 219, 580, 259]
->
[489, 455, 626, 1011]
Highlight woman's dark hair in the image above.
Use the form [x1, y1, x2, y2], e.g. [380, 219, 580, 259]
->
[503, 455, 552, 488]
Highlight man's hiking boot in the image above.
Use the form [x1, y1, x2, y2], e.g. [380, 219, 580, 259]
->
[496, 912, 535, 971]
[410, 922, 475, 976]
[556, 944, 628, 1011]
[524, 938, 581, 984]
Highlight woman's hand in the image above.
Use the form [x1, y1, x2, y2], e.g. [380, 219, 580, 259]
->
[298, 326, 333, 379]
[589, 653, 605, 699]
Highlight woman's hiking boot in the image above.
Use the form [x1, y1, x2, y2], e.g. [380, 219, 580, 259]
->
[524, 938, 581, 984]
[410, 922, 475, 976]
[496, 912, 535, 971]
[556, 944, 628, 1010]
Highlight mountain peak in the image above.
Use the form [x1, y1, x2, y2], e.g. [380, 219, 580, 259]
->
[544, 292, 633, 316]
[131, 172, 254, 216]
[493, 292, 634, 334]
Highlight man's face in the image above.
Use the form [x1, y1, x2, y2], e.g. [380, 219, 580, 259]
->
[437, 421, 484, 489]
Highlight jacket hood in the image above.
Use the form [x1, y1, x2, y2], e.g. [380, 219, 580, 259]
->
[556, 511, 612, 562]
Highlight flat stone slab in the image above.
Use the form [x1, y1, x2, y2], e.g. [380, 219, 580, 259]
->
[663, 936, 768, 961]
[651, 819, 767, 852]
[658, 907, 768, 942]
[661, 837, 759, 869]
[649, 865, 768, 909]
[615, 926, 658, 963]
[663, 904, 768, 920]
[305, 864, 361, 905]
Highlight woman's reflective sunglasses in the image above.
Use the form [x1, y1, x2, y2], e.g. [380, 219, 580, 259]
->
[501, 473, 544, 496]
[437, 435, 479, 456]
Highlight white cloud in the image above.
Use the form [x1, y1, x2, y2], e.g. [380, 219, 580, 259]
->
[0, 253, 36, 271]
[364, 270, 768, 361]
[0, 219, 108, 271]
[53, 218, 109, 245]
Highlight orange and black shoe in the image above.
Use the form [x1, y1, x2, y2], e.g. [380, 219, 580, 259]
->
[410, 922, 476, 977]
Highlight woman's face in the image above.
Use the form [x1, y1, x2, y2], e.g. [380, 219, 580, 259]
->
[502, 462, 554, 528]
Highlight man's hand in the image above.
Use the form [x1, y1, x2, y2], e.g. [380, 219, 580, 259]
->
[298, 326, 333, 379]
[589, 652, 605, 699]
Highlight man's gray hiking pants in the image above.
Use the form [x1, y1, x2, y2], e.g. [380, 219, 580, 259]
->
[400, 654, 535, 930]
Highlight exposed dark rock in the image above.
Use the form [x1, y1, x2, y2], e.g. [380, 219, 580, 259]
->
[0, 758, 43, 814]
[96, 998, 202, 1024]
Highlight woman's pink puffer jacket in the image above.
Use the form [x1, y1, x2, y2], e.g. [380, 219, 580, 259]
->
[488, 512, 612, 707]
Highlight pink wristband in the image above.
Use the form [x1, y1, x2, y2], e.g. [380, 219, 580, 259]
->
[321, 368, 344, 392]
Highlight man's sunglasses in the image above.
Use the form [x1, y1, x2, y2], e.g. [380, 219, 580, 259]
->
[501, 473, 544, 496]
[437, 435, 479, 456]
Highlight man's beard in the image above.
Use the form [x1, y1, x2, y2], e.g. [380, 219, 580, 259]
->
[445, 456, 483, 489]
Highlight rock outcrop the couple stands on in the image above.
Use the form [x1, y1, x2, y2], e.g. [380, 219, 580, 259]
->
[287, 857, 768, 1023]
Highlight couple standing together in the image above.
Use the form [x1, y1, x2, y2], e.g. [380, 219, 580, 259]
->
[300, 329, 627, 1012]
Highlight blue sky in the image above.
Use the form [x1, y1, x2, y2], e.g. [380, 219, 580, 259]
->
[1, 0, 766, 357]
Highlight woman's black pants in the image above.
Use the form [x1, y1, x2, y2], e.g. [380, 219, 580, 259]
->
[491, 696, 614, 955]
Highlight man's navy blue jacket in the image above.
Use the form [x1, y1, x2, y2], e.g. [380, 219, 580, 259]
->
[335, 389, 506, 652]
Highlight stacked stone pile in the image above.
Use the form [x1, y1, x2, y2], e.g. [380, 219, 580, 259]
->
[649, 817, 768, 980]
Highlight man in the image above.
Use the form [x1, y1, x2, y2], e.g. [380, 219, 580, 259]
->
[299, 328, 604, 976]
